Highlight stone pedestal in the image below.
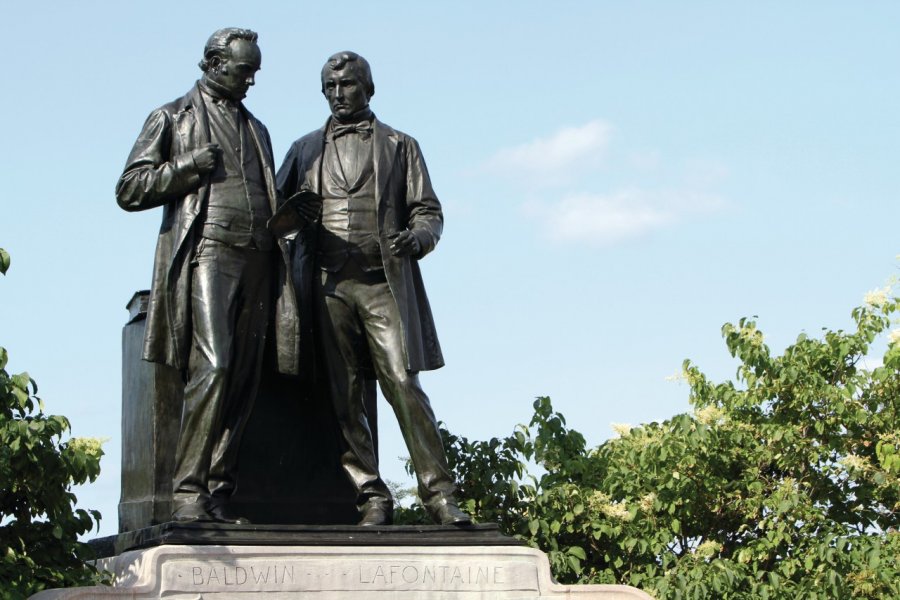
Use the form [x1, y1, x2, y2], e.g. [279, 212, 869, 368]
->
[32, 525, 653, 599]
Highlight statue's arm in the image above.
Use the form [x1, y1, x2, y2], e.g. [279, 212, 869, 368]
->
[404, 138, 443, 259]
[115, 109, 203, 212]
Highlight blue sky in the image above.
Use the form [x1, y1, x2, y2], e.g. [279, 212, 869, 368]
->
[1, 1, 898, 538]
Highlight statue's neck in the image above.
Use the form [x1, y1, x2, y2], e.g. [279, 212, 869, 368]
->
[333, 107, 374, 125]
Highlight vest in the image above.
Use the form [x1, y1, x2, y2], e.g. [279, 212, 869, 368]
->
[317, 130, 382, 272]
[201, 93, 273, 251]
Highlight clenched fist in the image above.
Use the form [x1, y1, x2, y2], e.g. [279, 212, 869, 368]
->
[190, 143, 222, 174]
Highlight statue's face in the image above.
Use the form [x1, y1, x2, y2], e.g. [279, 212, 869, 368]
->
[207, 39, 261, 100]
[322, 66, 370, 121]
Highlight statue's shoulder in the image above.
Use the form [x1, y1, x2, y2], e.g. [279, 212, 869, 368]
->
[375, 120, 427, 161]
[284, 126, 326, 160]
[153, 86, 199, 119]
[294, 126, 326, 147]
[375, 119, 410, 141]
[375, 120, 424, 157]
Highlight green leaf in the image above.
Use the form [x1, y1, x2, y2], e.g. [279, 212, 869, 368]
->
[0, 248, 9, 275]
[11, 372, 31, 391]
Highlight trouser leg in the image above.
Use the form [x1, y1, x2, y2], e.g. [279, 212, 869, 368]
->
[208, 248, 273, 501]
[173, 240, 237, 508]
[172, 240, 271, 509]
[316, 267, 391, 509]
[357, 277, 457, 510]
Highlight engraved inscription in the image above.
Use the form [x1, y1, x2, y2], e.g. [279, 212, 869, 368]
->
[358, 563, 504, 587]
[162, 557, 533, 593]
[188, 564, 295, 587]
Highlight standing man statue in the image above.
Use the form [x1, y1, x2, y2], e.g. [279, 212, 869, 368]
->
[116, 28, 300, 524]
[276, 51, 470, 526]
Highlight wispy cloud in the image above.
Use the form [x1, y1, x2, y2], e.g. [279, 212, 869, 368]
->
[524, 189, 723, 245]
[481, 120, 728, 245]
[484, 119, 612, 184]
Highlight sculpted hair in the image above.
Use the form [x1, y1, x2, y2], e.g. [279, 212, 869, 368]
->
[321, 51, 375, 97]
[199, 28, 259, 72]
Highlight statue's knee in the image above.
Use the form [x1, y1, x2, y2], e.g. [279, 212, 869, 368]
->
[190, 362, 230, 383]
[388, 371, 424, 399]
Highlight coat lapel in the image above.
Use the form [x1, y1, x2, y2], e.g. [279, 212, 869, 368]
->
[183, 84, 211, 147]
[165, 84, 212, 265]
[373, 119, 399, 218]
[181, 84, 211, 221]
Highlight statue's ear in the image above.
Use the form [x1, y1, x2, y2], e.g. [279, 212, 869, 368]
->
[208, 55, 222, 73]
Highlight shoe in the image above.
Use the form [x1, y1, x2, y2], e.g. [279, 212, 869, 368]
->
[172, 502, 215, 523]
[208, 503, 252, 525]
[431, 502, 472, 526]
[358, 501, 393, 526]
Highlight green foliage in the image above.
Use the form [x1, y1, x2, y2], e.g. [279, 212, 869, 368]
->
[0, 249, 106, 598]
[0, 249, 10, 276]
[403, 286, 900, 599]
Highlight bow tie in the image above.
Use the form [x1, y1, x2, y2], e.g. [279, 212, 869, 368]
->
[331, 121, 373, 139]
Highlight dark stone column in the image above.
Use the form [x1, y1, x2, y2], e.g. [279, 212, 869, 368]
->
[118, 291, 182, 532]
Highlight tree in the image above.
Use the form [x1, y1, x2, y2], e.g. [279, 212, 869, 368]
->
[0, 249, 106, 599]
[400, 282, 900, 599]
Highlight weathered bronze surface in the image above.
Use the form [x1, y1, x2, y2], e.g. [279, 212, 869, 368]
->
[115, 28, 301, 525]
[115, 37, 462, 529]
[276, 52, 469, 526]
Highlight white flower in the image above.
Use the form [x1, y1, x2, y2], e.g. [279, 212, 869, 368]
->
[864, 287, 890, 308]
[588, 490, 611, 511]
[664, 370, 687, 382]
[601, 502, 634, 522]
[611, 423, 633, 437]
[888, 329, 900, 346]
[67, 436, 107, 456]
[695, 405, 725, 426]
[695, 540, 722, 558]
[639, 492, 657, 512]
[839, 454, 869, 473]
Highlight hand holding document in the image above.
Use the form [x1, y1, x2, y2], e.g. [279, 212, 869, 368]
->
[267, 190, 323, 238]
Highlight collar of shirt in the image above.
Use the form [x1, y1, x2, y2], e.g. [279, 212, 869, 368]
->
[198, 79, 240, 110]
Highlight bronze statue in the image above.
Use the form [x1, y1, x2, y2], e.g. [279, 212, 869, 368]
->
[116, 28, 301, 524]
[276, 52, 470, 526]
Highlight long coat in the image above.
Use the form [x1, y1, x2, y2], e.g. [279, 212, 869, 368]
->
[115, 83, 301, 375]
[276, 118, 444, 373]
